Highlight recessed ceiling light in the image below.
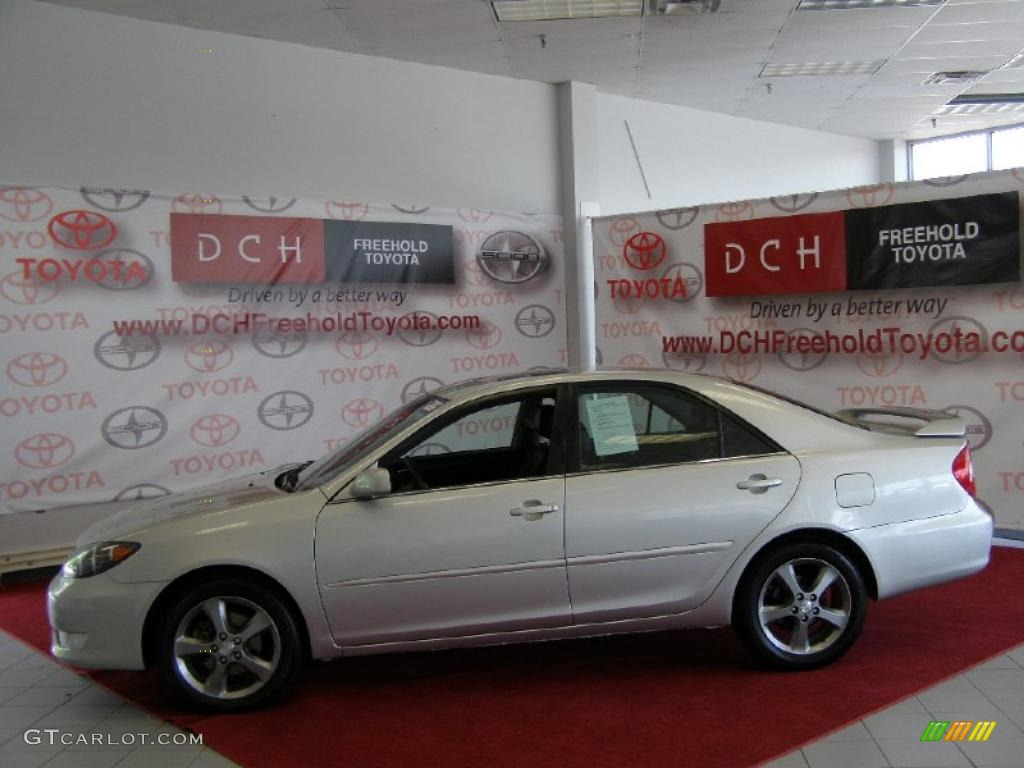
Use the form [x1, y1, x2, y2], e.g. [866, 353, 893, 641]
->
[948, 92, 1024, 105]
[935, 103, 1024, 116]
[760, 61, 883, 77]
[798, 0, 945, 9]
[649, 0, 722, 14]
[492, 0, 642, 22]
[922, 71, 986, 86]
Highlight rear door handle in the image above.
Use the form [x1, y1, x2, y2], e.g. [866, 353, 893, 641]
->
[510, 500, 560, 521]
[736, 474, 783, 494]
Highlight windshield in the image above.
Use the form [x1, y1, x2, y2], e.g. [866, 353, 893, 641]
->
[293, 395, 446, 492]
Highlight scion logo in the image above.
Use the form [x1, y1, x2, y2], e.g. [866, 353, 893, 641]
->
[716, 202, 756, 222]
[922, 175, 968, 188]
[458, 208, 493, 224]
[335, 330, 378, 360]
[466, 322, 503, 350]
[242, 196, 296, 213]
[856, 350, 903, 378]
[258, 391, 314, 431]
[325, 201, 369, 221]
[341, 398, 384, 429]
[0, 187, 53, 223]
[623, 232, 667, 271]
[515, 305, 556, 338]
[401, 376, 444, 403]
[662, 349, 707, 372]
[91, 248, 154, 290]
[0, 270, 59, 305]
[928, 316, 988, 365]
[408, 442, 450, 456]
[608, 218, 640, 248]
[7, 352, 68, 388]
[48, 210, 117, 250]
[185, 340, 234, 373]
[173, 193, 222, 215]
[398, 311, 443, 347]
[102, 406, 168, 449]
[94, 331, 161, 371]
[662, 262, 703, 304]
[190, 414, 241, 448]
[770, 193, 818, 213]
[80, 187, 150, 213]
[113, 483, 172, 502]
[252, 327, 307, 358]
[723, 351, 762, 382]
[942, 404, 992, 451]
[846, 184, 894, 209]
[15, 433, 75, 469]
[462, 259, 489, 288]
[778, 328, 829, 372]
[655, 207, 699, 231]
[392, 204, 430, 215]
[617, 353, 650, 368]
[476, 231, 548, 284]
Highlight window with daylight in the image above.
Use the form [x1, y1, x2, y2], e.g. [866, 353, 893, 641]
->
[910, 123, 1024, 180]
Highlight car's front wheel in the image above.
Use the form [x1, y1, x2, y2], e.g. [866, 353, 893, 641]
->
[734, 542, 867, 669]
[156, 578, 303, 711]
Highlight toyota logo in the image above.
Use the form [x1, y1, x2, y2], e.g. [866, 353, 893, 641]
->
[92, 248, 154, 291]
[723, 351, 762, 382]
[458, 208, 493, 224]
[7, 352, 68, 388]
[928, 316, 988, 365]
[258, 391, 314, 431]
[611, 289, 646, 315]
[401, 376, 444, 403]
[655, 207, 699, 231]
[466, 322, 502, 350]
[716, 202, 756, 222]
[48, 210, 117, 250]
[769, 193, 818, 213]
[173, 193, 222, 215]
[846, 184, 893, 209]
[515, 305, 556, 339]
[617, 353, 650, 368]
[623, 232, 667, 271]
[15, 433, 75, 469]
[94, 331, 161, 371]
[336, 330, 378, 360]
[190, 414, 241, 448]
[476, 231, 549, 284]
[661, 350, 707, 372]
[0, 270, 59, 305]
[185, 340, 234, 373]
[608, 219, 640, 248]
[325, 201, 369, 220]
[942, 405, 992, 451]
[0, 187, 53, 223]
[80, 187, 150, 213]
[398, 311, 443, 347]
[392, 204, 430, 215]
[113, 483, 172, 502]
[461, 259, 489, 288]
[252, 327, 308, 358]
[242, 196, 296, 213]
[662, 262, 703, 303]
[777, 328, 829, 372]
[341, 398, 384, 429]
[856, 350, 903, 378]
[102, 406, 168, 449]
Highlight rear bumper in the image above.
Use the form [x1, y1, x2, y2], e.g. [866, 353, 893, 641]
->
[849, 498, 993, 600]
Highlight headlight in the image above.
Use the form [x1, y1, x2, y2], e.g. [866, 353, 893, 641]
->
[62, 542, 140, 579]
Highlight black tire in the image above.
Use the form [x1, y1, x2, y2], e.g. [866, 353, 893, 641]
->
[734, 542, 867, 670]
[155, 578, 304, 712]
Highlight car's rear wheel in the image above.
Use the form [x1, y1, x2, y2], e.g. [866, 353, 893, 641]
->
[156, 578, 303, 711]
[734, 542, 867, 669]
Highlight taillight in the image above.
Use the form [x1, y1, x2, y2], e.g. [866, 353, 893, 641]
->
[953, 444, 976, 497]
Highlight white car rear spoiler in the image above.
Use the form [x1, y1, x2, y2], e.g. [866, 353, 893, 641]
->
[835, 406, 966, 438]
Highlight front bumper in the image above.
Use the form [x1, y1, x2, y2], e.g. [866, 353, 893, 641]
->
[47, 570, 166, 670]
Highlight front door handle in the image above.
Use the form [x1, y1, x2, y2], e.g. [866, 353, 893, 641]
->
[509, 500, 560, 521]
[736, 474, 783, 494]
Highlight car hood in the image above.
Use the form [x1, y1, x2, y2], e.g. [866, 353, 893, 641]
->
[75, 465, 300, 546]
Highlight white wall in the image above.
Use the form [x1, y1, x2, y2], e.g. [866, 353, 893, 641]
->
[0, 0, 562, 214]
[596, 93, 880, 215]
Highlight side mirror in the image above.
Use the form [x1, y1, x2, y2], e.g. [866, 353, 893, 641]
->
[351, 467, 392, 499]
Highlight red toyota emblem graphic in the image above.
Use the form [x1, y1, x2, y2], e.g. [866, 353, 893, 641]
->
[723, 351, 762, 382]
[325, 201, 369, 221]
[0, 270, 59, 305]
[185, 340, 234, 373]
[466, 322, 502, 350]
[458, 208, 493, 224]
[622, 232, 667, 271]
[189, 414, 241, 448]
[341, 398, 384, 429]
[846, 184, 894, 209]
[608, 218, 640, 248]
[715, 202, 756, 222]
[7, 352, 68, 388]
[617, 353, 650, 368]
[173, 193, 222, 215]
[0, 187, 53, 223]
[15, 433, 75, 469]
[335, 331, 378, 360]
[856, 350, 903, 378]
[47, 210, 117, 250]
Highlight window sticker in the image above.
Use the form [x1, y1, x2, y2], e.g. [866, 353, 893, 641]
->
[584, 395, 639, 456]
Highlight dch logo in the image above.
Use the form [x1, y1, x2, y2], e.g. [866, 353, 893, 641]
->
[401, 376, 444, 403]
[80, 187, 150, 213]
[856, 350, 903, 378]
[190, 414, 241, 448]
[607, 218, 640, 248]
[258, 391, 314, 431]
[662, 262, 703, 303]
[623, 232, 667, 271]
[94, 331, 161, 371]
[252, 327, 307, 358]
[466, 322, 502, 350]
[656, 207, 699, 231]
[928, 316, 988, 365]
[113, 483, 171, 502]
[515, 305, 556, 338]
[0, 270, 59, 305]
[662, 349, 707, 373]
[398, 311, 443, 347]
[716, 202, 756, 222]
[335, 330, 378, 360]
[91, 248, 154, 291]
[48, 210, 117, 250]
[476, 231, 548, 284]
[617, 353, 650, 368]
[325, 201, 369, 221]
[778, 328, 829, 372]
[723, 351, 762, 382]
[770, 193, 818, 213]
[341, 398, 384, 429]
[7, 352, 68, 388]
[15, 433, 75, 469]
[392, 204, 431, 215]
[458, 208, 493, 224]
[173, 193, 222, 215]
[846, 184, 893, 209]
[242, 196, 296, 213]
[0, 187, 53, 223]
[185, 340, 234, 373]
[102, 406, 168, 449]
[942, 405, 992, 451]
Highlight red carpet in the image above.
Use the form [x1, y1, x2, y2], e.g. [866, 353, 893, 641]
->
[3, 547, 1023, 768]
